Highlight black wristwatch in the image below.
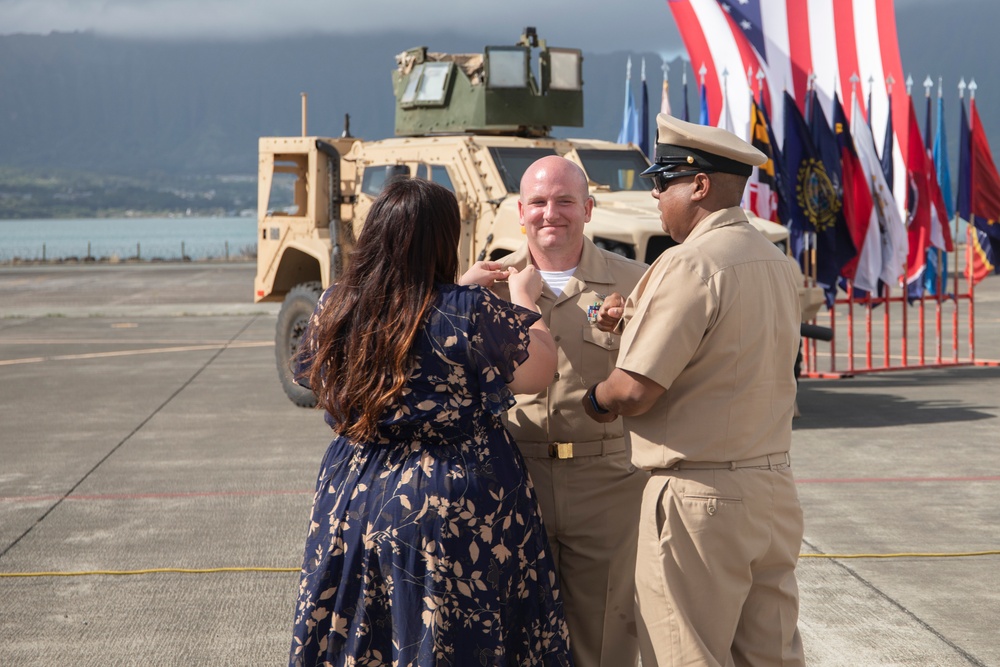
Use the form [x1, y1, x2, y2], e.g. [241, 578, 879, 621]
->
[587, 384, 610, 415]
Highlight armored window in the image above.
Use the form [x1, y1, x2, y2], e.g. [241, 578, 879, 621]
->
[415, 164, 456, 193]
[401, 62, 454, 107]
[400, 64, 424, 105]
[575, 149, 652, 192]
[361, 165, 411, 197]
[415, 63, 452, 104]
[546, 48, 582, 91]
[265, 156, 309, 216]
[485, 47, 529, 89]
[488, 147, 558, 193]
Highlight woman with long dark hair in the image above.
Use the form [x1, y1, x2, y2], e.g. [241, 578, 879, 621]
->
[289, 178, 571, 666]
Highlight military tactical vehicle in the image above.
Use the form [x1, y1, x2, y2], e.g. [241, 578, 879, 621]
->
[254, 28, 824, 406]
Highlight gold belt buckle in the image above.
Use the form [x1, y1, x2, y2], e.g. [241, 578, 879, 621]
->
[548, 442, 574, 459]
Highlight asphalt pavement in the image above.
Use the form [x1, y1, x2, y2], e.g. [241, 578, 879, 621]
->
[1, 262, 998, 666]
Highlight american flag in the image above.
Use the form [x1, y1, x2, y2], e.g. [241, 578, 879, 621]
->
[666, 0, 910, 224]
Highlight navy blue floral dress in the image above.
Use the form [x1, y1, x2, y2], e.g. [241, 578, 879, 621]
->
[289, 283, 573, 667]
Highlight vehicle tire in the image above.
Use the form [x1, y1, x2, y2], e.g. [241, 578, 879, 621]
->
[275, 281, 323, 408]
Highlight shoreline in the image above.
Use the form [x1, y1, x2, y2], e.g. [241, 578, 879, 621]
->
[0, 254, 256, 267]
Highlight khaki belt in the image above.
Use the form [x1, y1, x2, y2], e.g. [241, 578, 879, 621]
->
[662, 452, 791, 471]
[517, 437, 627, 460]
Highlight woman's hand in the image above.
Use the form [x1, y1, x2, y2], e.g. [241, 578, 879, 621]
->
[458, 261, 509, 288]
[505, 264, 555, 395]
[507, 265, 542, 311]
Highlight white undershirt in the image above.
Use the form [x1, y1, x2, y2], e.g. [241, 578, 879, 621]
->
[537, 267, 578, 296]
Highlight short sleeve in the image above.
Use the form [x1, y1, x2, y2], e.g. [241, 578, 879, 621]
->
[469, 287, 541, 414]
[618, 256, 712, 390]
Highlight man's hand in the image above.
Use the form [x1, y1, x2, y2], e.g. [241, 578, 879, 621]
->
[459, 261, 509, 287]
[595, 292, 625, 332]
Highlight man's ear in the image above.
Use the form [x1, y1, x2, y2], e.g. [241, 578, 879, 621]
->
[583, 196, 594, 223]
[691, 173, 712, 201]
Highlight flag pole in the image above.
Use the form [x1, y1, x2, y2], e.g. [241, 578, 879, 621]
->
[641, 57, 650, 158]
[698, 63, 708, 125]
[931, 75, 943, 363]
[917, 75, 933, 364]
[923, 76, 934, 150]
[805, 73, 816, 119]
[968, 78, 978, 362]
[955, 77, 966, 360]
[937, 76, 946, 304]
[682, 65, 689, 122]
[867, 75, 875, 123]
[902, 71, 911, 368]
[662, 59, 671, 117]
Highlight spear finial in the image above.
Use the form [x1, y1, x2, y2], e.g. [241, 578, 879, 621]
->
[959, 77, 967, 100]
[906, 74, 913, 95]
[923, 75, 933, 98]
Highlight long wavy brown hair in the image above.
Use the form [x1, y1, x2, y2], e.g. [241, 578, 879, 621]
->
[303, 178, 461, 441]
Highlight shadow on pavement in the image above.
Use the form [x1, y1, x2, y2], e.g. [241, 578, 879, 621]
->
[794, 366, 1000, 430]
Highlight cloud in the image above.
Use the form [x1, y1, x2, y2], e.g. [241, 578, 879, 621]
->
[0, 0, 682, 53]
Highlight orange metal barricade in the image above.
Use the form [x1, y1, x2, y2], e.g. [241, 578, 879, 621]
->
[800, 231, 1000, 378]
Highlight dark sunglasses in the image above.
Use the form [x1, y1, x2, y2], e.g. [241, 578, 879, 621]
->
[650, 169, 712, 194]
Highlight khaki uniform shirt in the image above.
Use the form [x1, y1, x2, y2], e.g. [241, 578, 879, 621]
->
[493, 237, 647, 445]
[616, 206, 801, 469]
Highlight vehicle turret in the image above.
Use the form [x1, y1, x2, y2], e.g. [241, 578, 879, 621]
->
[393, 27, 583, 137]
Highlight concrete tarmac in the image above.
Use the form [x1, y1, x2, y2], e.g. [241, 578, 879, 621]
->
[1, 262, 998, 666]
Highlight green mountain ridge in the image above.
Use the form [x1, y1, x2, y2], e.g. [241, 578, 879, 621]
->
[0, 4, 995, 217]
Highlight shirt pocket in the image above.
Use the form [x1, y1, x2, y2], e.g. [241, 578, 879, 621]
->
[580, 326, 621, 385]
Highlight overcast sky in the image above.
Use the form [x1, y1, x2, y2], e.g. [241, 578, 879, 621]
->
[0, 0, 949, 58]
[0, 0, 683, 54]
[0, 0, 720, 56]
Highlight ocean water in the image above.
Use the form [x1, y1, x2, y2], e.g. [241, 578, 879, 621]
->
[0, 217, 258, 262]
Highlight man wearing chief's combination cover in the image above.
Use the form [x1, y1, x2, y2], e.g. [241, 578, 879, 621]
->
[584, 115, 806, 667]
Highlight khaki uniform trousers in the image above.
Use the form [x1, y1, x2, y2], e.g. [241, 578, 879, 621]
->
[521, 444, 648, 667]
[635, 461, 805, 667]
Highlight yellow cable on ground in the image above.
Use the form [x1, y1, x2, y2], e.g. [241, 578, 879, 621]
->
[0, 566, 299, 577]
[799, 550, 1000, 559]
[1, 551, 998, 578]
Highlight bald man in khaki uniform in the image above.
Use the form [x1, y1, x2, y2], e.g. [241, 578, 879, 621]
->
[583, 116, 806, 667]
[489, 156, 648, 667]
